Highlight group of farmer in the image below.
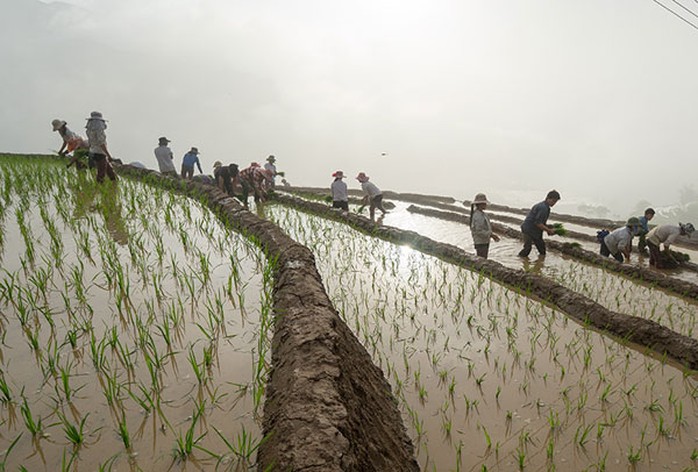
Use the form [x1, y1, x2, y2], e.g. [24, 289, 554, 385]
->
[153, 136, 285, 206]
[53, 115, 286, 206]
[470, 189, 695, 270]
[52, 112, 118, 184]
[329, 170, 388, 221]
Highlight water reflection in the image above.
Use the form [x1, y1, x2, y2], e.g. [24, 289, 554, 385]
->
[70, 177, 128, 245]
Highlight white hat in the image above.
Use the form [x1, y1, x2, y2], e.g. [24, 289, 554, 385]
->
[51, 119, 66, 131]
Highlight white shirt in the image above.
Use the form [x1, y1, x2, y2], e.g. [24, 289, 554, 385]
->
[264, 162, 277, 181]
[331, 179, 348, 201]
[470, 209, 493, 245]
[604, 226, 633, 254]
[647, 225, 681, 248]
[361, 181, 381, 198]
[154, 145, 176, 173]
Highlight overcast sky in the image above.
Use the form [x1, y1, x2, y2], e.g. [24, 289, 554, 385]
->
[2, 0, 698, 216]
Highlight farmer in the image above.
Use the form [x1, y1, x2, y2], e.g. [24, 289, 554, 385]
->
[85, 111, 117, 183]
[356, 172, 387, 221]
[52, 119, 90, 169]
[239, 162, 273, 204]
[600, 217, 642, 262]
[636, 207, 655, 254]
[213, 161, 239, 196]
[52, 119, 88, 156]
[263, 155, 282, 189]
[517, 190, 561, 258]
[330, 170, 349, 211]
[154, 136, 177, 176]
[469, 193, 500, 259]
[646, 222, 695, 269]
[181, 147, 203, 179]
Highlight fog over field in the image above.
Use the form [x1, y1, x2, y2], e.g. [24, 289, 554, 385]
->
[2, 0, 698, 221]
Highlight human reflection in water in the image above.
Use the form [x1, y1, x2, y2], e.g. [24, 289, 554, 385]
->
[70, 177, 128, 245]
[521, 256, 545, 274]
[99, 185, 129, 246]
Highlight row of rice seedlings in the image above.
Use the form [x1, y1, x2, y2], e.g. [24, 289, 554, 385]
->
[0, 157, 270, 470]
[267, 204, 698, 470]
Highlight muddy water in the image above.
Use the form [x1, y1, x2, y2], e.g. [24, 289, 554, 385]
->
[267, 204, 698, 471]
[0, 161, 267, 471]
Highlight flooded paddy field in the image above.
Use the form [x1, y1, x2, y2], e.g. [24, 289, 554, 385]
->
[266, 204, 698, 471]
[0, 158, 268, 471]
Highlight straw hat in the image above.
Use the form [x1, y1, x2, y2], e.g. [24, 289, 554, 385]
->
[213, 161, 222, 168]
[86, 111, 106, 121]
[51, 119, 66, 131]
[158, 136, 170, 144]
[472, 193, 489, 205]
[332, 170, 344, 178]
[356, 172, 369, 182]
[267, 155, 276, 162]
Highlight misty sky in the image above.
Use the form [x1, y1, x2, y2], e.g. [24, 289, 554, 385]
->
[2, 0, 698, 216]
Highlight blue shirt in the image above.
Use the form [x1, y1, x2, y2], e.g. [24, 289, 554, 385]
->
[182, 152, 202, 172]
[638, 216, 650, 233]
[521, 201, 551, 237]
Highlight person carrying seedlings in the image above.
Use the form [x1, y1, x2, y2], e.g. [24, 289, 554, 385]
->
[356, 172, 387, 221]
[181, 147, 203, 179]
[154, 136, 177, 176]
[518, 189, 561, 258]
[330, 170, 349, 211]
[600, 217, 642, 262]
[213, 161, 240, 196]
[52, 119, 90, 168]
[85, 111, 117, 183]
[646, 222, 695, 269]
[636, 207, 655, 254]
[264, 155, 284, 189]
[239, 162, 273, 204]
[469, 193, 500, 258]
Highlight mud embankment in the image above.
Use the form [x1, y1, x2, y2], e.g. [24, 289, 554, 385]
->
[270, 192, 698, 371]
[115, 166, 419, 471]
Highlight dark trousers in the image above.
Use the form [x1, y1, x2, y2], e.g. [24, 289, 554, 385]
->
[648, 241, 662, 268]
[638, 232, 648, 252]
[474, 243, 490, 259]
[333, 201, 349, 211]
[181, 165, 194, 179]
[369, 194, 387, 220]
[518, 232, 546, 257]
[91, 153, 116, 183]
[600, 240, 624, 262]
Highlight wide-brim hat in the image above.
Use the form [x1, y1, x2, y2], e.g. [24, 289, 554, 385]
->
[158, 136, 170, 144]
[86, 111, 106, 121]
[267, 155, 276, 162]
[190, 147, 199, 154]
[356, 172, 368, 181]
[213, 161, 222, 168]
[332, 170, 344, 178]
[472, 193, 490, 205]
[52, 119, 66, 131]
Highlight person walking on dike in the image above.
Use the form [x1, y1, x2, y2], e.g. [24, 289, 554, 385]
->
[330, 170, 349, 211]
[518, 189, 561, 258]
[154, 136, 177, 176]
[600, 217, 642, 263]
[85, 111, 117, 183]
[356, 172, 387, 221]
[636, 207, 655, 254]
[181, 147, 203, 179]
[213, 161, 239, 196]
[469, 193, 500, 259]
[646, 222, 695, 269]
[239, 162, 273, 205]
